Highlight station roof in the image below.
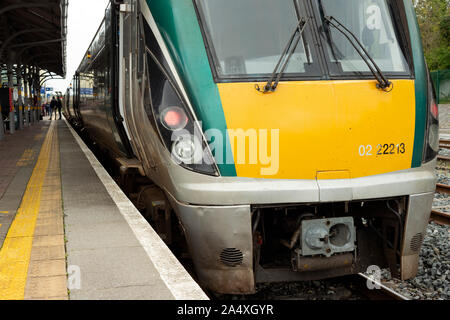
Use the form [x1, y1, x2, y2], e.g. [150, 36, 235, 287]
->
[0, 0, 68, 77]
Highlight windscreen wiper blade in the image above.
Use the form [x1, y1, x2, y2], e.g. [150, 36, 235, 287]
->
[256, 17, 308, 93]
[317, 0, 343, 61]
[324, 16, 392, 91]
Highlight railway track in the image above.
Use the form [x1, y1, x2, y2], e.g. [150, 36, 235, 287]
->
[215, 273, 410, 301]
[436, 139, 449, 167]
[440, 139, 450, 150]
[355, 273, 409, 300]
[432, 181, 450, 225]
[430, 210, 450, 226]
[436, 183, 450, 195]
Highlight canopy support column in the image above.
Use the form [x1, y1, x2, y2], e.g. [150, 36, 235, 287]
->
[7, 56, 15, 134]
[16, 65, 23, 130]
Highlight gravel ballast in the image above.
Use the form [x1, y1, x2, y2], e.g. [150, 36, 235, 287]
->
[382, 222, 449, 300]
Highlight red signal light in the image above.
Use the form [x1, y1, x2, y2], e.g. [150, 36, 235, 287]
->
[431, 100, 438, 119]
[161, 107, 188, 130]
[165, 110, 182, 127]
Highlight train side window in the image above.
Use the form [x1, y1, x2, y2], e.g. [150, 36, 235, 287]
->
[138, 15, 161, 135]
[139, 14, 183, 137]
[140, 14, 176, 80]
[145, 50, 183, 126]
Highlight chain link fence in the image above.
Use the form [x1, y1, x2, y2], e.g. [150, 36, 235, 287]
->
[431, 70, 450, 104]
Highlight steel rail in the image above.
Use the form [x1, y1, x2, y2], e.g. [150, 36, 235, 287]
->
[357, 273, 409, 300]
[430, 210, 450, 226]
[440, 139, 450, 150]
[436, 183, 450, 195]
[432, 182, 449, 225]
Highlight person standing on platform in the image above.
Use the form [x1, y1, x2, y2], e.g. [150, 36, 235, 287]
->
[50, 97, 57, 120]
[56, 96, 62, 120]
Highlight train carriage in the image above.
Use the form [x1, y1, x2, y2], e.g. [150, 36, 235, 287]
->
[67, 0, 439, 294]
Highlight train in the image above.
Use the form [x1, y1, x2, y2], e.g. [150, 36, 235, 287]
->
[63, 0, 439, 294]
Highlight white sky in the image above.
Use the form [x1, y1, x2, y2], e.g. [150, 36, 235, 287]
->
[46, 0, 110, 92]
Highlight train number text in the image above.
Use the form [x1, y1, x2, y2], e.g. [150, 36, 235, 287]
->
[359, 143, 406, 157]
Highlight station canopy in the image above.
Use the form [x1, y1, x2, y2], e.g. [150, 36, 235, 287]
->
[0, 0, 68, 77]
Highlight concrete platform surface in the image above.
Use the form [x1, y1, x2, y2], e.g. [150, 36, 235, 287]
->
[0, 118, 207, 300]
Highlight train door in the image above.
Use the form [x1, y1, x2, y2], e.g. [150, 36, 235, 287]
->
[119, 0, 158, 172]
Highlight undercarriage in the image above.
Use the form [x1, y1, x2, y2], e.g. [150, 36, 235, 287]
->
[252, 198, 406, 283]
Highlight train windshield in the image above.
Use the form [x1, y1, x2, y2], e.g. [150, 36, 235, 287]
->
[195, 0, 411, 81]
[195, 0, 322, 80]
[317, 0, 410, 75]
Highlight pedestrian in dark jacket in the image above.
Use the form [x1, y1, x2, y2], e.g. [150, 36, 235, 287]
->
[56, 97, 62, 120]
[50, 97, 57, 120]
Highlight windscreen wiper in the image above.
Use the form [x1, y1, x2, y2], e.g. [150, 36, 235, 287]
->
[317, 0, 343, 62]
[256, 17, 308, 93]
[324, 16, 392, 91]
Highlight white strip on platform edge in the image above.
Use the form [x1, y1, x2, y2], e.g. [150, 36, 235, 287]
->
[63, 118, 209, 300]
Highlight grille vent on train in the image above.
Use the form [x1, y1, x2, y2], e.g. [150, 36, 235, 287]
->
[410, 233, 424, 252]
[220, 248, 243, 267]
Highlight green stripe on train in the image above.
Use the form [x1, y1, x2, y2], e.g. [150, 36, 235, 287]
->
[404, 0, 427, 168]
[146, 0, 237, 177]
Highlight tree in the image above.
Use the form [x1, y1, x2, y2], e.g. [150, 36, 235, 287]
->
[414, 0, 450, 70]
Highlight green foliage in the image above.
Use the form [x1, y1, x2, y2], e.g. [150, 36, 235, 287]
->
[414, 0, 450, 70]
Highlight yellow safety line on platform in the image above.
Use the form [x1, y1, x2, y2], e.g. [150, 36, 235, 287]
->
[0, 212, 9, 214]
[0, 122, 55, 300]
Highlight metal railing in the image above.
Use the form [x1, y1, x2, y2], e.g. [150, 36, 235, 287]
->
[431, 69, 450, 104]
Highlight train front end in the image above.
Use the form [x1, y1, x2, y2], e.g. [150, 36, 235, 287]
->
[135, 0, 438, 294]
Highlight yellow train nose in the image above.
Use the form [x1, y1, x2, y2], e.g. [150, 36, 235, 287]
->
[218, 79, 416, 180]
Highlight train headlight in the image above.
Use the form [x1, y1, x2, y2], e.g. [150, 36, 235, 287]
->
[172, 135, 197, 164]
[142, 45, 218, 176]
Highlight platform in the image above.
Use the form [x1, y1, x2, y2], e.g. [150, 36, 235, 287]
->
[0, 119, 207, 300]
